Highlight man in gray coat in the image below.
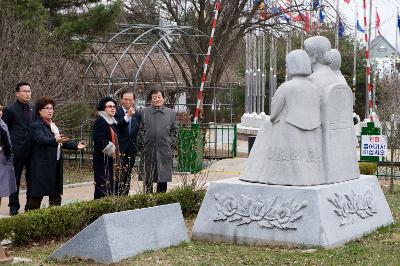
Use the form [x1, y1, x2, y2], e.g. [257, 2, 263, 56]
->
[139, 89, 177, 193]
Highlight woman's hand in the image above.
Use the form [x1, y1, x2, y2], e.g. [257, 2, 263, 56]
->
[77, 141, 86, 150]
[56, 134, 70, 144]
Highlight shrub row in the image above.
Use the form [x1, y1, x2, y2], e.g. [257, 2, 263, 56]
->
[0, 186, 205, 245]
[359, 162, 378, 175]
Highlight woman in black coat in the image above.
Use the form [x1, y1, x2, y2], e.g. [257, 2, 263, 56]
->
[93, 97, 120, 199]
[26, 97, 85, 211]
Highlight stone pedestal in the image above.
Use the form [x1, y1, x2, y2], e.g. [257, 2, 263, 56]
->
[192, 176, 393, 248]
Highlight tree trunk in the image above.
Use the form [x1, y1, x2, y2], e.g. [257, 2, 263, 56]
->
[390, 148, 394, 193]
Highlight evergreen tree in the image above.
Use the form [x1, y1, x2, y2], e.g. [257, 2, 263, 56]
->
[1, 0, 123, 56]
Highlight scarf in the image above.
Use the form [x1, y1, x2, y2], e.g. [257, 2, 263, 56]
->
[47, 119, 62, 160]
[98, 111, 117, 125]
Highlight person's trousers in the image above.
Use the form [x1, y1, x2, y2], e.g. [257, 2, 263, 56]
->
[145, 181, 167, 194]
[25, 195, 62, 211]
[143, 156, 168, 194]
[118, 150, 136, 196]
[8, 158, 30, 215]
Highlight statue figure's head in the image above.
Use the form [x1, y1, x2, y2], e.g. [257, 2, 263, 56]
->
[304, 36, 332, 66]
[286, 49, 312, 76]
[328, 49, 342, 71]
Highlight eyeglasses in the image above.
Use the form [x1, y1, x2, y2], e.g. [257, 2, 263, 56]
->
[105, 105, 116, 109]
[18, 90, 31, 94]
[42, 107, 54, 111]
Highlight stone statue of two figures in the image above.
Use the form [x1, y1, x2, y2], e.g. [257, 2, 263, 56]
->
[240, 36, 360, 185]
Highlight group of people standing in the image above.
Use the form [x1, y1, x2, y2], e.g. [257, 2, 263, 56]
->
[0, 84, 177, 217]
[93, 89, 177, 199]
[0, 82, 86, 216]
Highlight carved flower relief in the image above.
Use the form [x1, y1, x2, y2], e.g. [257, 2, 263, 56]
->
[215, 193, 237, 217]
[248, 201, 265, 221]
[274, 206, 292, 225]
[327, 189, 377, 226]
[213, 192, 307, 230]
[364, 191, 377, 214]
[222, 198, 237, 216]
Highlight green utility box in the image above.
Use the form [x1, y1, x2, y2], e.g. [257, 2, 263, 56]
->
[177, 123, 204, 173]
[360, 121, 381, 162]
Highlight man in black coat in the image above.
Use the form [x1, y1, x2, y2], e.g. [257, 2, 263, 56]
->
[2, 82, 36, 215]
[114, 90, 141, 195]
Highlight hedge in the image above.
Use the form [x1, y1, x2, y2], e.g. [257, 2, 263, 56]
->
[0, 186, 205, 245]
[359, 162, 378, 175]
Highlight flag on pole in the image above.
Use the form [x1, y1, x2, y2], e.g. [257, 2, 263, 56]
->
[376, 11, 381, 35]
[356, 20, 365, 33]
[344, 0, 350, 4]
[397, 14, 400, 32]
[319, 9, 325, 23]
[312, 0, 320, 10]
[279, 7, 291, 23]
[339, 20, 345, 38]
[293, 13, 304, 22]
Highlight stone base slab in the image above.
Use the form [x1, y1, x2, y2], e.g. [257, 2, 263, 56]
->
[51, 203, 188, 264]
[192, 176, 393, 248]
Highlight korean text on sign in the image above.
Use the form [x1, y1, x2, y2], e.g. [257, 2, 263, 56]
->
[361, 135, 387, 157]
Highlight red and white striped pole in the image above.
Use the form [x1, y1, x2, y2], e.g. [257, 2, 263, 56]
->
[193, 0, 221, 124]
[362, 0, 373, 121]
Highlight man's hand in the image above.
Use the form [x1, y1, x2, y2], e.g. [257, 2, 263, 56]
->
[126, 107, 135, 117]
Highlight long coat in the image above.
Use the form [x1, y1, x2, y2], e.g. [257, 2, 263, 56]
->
[139, 106, 177, 183]
[115, 107, 141, 158]
[2, 101, 36, 159]
[0, 119, 17, 197]
[92, 115, 118, 199]
[30, 118, 77, 197]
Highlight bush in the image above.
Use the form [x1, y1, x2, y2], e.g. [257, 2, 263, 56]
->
[0, 186, 205, 245]
[359, 162, 378, 175]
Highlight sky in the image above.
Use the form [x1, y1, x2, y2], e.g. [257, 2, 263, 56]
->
[332, 0, 400, 49]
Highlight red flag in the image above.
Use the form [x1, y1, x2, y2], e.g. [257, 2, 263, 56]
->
[293, 12, 306, 22]
[376, 11, 381, 35]
[344, 0, 350, 4]
[293, 14, 303, 22]
[293, 11, 310, 32]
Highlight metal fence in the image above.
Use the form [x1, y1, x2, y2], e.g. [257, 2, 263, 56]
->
[376, 149, 400, 179]
[202, 123, 237, 158]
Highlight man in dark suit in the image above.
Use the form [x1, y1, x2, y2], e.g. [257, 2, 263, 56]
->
[115, 90, 141, 195]
[2, 82, 36, 215]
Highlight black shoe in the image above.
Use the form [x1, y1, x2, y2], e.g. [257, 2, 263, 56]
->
[9, 210, 18, 216]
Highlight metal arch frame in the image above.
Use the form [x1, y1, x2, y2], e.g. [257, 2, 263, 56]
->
[82, 25, 152, 96]
[82, 24, 234, 122]
[130, 26, 230, 91]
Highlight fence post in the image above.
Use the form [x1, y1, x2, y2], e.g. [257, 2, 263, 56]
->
[231, 124, 237, 157]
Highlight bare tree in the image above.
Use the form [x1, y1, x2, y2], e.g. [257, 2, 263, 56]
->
[377, 68, 400, 193]
[0, 15, 83, 105]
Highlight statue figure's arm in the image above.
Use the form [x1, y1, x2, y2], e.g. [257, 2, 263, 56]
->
[270, 86, 285, 123]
